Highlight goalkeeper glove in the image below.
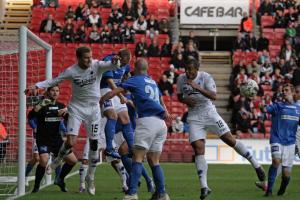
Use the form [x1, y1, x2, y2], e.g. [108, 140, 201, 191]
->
[38, 99, 52, 107]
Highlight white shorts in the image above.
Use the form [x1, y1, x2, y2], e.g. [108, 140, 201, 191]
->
[134, 117, 167, 152]
[67, 103, 101, 140]
[100, 88, 127, 113]
[271, 143, 295, 168]
[187, 107, 230, 143]
[32, 138, 38, 154]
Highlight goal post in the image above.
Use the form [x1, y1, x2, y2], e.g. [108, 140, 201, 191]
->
[17, 26, 52, 196]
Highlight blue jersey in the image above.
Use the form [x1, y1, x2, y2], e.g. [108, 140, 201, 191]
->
[267, 102, 300, 145]
[100, 54, 130, 89]
[120, 74, 165, 119]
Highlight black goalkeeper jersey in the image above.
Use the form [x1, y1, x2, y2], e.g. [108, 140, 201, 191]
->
[28, 101, 65, 146]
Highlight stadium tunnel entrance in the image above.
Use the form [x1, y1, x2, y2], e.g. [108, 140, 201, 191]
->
[196, 36, 236, 51]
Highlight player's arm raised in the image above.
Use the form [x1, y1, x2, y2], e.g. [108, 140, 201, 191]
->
[106, 78, 127, 104]
[96, 55, 121, 73]
[100, 87, 125, 105]
[176, 75, 197, 107]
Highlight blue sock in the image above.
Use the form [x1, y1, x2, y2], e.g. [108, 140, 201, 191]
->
[105, 119, 117, 151]
[151, 165, 165, 194]
[121, 154, 132, 173]
[55, 165, 62, 178]
[267, 164, 278, 193]
[122, 123, 134, 151]
[128, 162, 143, 195]
[25, 163, 35, 176]
[142, 165, 152, 183]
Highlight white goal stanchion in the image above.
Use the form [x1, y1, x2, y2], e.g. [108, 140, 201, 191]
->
[0, 26, 52, 198]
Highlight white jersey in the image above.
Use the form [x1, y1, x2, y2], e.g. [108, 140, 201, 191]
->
[36, 59, 119, 107]
[176, 71, 217, 112]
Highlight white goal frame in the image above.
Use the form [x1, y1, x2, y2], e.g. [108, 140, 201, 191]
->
[18, 25, 52, 196]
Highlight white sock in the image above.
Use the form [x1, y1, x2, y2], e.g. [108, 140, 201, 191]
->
[234, 141, 260, 168]
[88, 150, 99, 181]
[195, 155, 208, 188]
[79, 163, 88, 186]
[115, 161, 128, 186]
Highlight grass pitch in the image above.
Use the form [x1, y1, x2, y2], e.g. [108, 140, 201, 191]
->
[20, 163, 300, 200]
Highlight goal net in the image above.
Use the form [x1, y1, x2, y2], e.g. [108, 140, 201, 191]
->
[0, 26, 52, 197]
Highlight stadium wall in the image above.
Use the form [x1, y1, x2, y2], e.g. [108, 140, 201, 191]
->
[206, 139, 300, 165]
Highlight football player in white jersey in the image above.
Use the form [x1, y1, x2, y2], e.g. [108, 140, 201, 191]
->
[176, 59, 266, 200]
[294, 85, 300, 158]
[26, 46, 120, 195]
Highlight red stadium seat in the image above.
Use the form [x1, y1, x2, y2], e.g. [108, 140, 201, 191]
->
[261, 16, 275, 28]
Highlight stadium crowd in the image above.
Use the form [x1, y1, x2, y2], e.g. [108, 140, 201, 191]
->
[230, 0, 300, 138]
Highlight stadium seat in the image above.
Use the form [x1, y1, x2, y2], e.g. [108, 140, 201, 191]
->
[251, 134, 265, 139]
[261, 16, 275, 28]
[239, 133, 251, 139]
[264, 120, 272, 127]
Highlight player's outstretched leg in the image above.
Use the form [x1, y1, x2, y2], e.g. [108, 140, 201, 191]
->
[142, 166, 155, 193]
[25, 156, 39, 186]
[79, 160, 88, 192]
[54, 152, 77, 192]
[105, 118, 120, 158]
[32, 153, 49, 193]
[111, 159, 129, 192]
[86, 139, 99, 195]
[220, 132, 267, 188]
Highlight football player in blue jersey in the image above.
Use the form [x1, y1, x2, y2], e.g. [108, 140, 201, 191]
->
[264, 83, 300, 196]
[100, 49, 134, 159]
[294, 85, 300, 158]
[101, 58, 171, 200]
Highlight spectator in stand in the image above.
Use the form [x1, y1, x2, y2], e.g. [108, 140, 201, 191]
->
[171, 116, 184, 133]
[259, 49, 270, 64]
[257, 32, 269, 51]
[295, 21, 300, 44]
[273, 0, 284, 14]
[258, 0, 274, 17]
[163, 64, 178, 84]
[250, 116, 266, 135]
[261, 60, 274, 75]
[65, 5, 76, 20]
[292, 66, 300, 86]
[134, 0, 147, 18]
[110, 22, 121, 43]
[90, 0, 100, 9]
[64, 18, 75, 30]
[172, 42, 185, 59]
[61, 24, 75, 43]
[272, 84, 284, 102]
[75, 24, 86, 43]
[146, 14, 159, 40]
[249, 71, 261, 84]
[274, 10, 286, 28]
[232, 60, 246, 78]
[233, 32, 247, 51]
[240, 12, 253, 34]
[236, 111, 253, 137]
[182, 31, 199, 50]
[89, 24, 101, 43]
[86, 9, 102, 27]
[286, 22, 297, 45]
[44, 0, 59, 8]
[40, 14, 56, 33]
[280, 43, 296, 62]
[121, 22, 135, 43]
[133, 15, 147, 34]
[246, 32, 257, 51]
[122, 0, 135, 21]
[161, 37, 172, 57]
[286, 0, 297, 8]
[81, 4, 91, 21]
[135, 36, 148, 57]
[148, 39, 160, 57]
[247, 60, 261, 76]
[183, 42, 199, 61]
[158, 74, 173, 96]
[261, 72, 273, 85]
[108, 5, 123, 27]
[75, 3, 84, 21]
[235, 68, 248, 84]
[159, 18, 170, 35]
[170, 53, 185, 70]
[285, 6, 298, 24]
[272, 68, 284, 81]
[0, 117, 8, 163]
[100, 24, 111, 43]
